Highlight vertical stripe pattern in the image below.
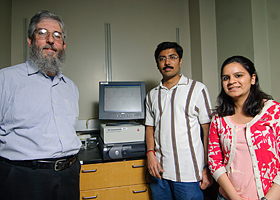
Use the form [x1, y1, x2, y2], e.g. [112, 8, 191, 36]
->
[145, 75, 213, 182]
[202, 89, 212, 119]
[185, 81, 201, 181]
[170, 87, 181, 181]
[158, 88, 164, 165]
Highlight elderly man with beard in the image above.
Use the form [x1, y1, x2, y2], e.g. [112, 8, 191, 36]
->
[0, 11, 81, 200]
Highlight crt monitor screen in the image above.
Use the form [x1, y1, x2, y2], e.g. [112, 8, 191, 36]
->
[99, 81, 146, 121]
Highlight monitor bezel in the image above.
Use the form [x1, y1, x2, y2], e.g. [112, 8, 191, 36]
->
[99, 81, 146, 121]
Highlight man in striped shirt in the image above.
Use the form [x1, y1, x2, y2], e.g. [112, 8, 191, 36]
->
[145, 42, 213, 200]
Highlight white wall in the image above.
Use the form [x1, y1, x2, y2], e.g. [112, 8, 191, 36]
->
[11, 0, 192, 120]
[266, 0, 280, 101]
[251, 0, 271, 94]
[188, 0, 219, 106]
[198, 0, 219, 106]
[7, 0, 279, 120]
[215, 0, 280, 102]
[0, 0, 12, 69]
[216, 0, 254, 67]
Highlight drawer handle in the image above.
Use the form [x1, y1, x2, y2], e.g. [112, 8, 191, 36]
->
[82, 194, 98, 199]
[82, 169, 97, 173]
[132, 164, 145, 168]
[132, 189, 147, 193]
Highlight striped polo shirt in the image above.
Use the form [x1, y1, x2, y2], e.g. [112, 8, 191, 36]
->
[145, 75, 212, 182]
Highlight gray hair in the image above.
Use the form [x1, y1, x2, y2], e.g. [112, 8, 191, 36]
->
[28, 10, 66, 43]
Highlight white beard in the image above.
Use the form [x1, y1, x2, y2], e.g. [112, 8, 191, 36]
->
[29, 43, 65, 75]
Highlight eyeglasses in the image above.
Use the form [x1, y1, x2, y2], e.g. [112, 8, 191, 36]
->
[34, 28, 65, 42]
[157, 55, 179, 62]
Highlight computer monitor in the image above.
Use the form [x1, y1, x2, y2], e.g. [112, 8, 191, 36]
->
[99, 81, 146, 122]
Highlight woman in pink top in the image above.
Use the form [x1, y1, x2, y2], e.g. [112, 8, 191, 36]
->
[208, 55, 280, 200]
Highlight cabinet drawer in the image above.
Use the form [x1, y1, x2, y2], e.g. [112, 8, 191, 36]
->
[80, 159, 147, 190]
[80, 184, 151, 200]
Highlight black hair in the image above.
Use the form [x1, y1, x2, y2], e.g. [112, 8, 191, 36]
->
[215, 55, 273, 117]
[154, 42, 183, 64]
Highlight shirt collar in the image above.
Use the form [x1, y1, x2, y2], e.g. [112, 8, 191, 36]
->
[177, 74, 189, 85]
[26, 59, 66, 83]
[26, 59, 40, 75]
[158, 74, 189, 90]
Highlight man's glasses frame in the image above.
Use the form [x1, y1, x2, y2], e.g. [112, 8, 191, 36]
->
[157, 55, 179, 62]
[34, 28, 65, 42]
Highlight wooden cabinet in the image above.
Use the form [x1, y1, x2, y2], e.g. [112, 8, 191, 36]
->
[80, 159, 151, 200]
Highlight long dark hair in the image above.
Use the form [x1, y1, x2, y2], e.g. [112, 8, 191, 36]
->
[215, 55, 272, 117]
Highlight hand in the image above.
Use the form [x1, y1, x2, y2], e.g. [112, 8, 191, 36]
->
[200, 167, 213, 190]
[147, 152, 164, 179]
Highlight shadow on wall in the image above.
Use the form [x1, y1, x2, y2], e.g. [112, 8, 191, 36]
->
[92, 102, 99, 119]
[145, 80, 159, 94]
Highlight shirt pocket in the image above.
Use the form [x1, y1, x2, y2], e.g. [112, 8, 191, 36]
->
[63, 99, 78, 126]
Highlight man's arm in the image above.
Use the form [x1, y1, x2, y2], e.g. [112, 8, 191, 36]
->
[201, 123, 210, 165]
[200, 123, 213, 190]
[145, 125, 164, 179]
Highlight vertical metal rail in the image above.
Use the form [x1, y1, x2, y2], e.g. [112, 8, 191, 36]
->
[105, 23, 112, 82]
[176, 28, 181, 74]
[176, 27, 180, 45]
[23, 18, 28, 61]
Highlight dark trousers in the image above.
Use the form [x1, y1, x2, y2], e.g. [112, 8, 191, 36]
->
[0, 158, 81, 200]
